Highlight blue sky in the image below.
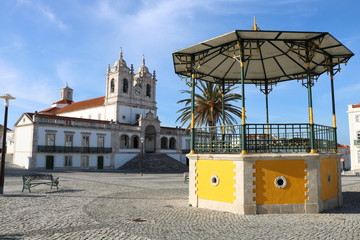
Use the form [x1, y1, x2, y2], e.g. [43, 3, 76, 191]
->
[0, 0, 359, 145]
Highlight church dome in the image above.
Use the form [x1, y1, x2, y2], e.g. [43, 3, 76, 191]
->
[114, 48, 129, 69]
[137, 55, 149, 74]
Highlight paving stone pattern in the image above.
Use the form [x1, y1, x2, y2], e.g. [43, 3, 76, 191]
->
[1, 164, 360, 239]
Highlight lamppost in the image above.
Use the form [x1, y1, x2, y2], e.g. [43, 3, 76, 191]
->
[0, 93, 15, 194]
[140, 137, 144, 176]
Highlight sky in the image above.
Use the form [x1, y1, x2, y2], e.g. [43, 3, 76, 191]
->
[0, 0, 359, 145]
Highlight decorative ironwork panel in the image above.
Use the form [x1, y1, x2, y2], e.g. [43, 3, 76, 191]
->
[193, 123, 335, 154]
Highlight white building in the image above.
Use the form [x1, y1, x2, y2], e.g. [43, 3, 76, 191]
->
[12, 50, 190, 170]
[347, 103, 360, 170]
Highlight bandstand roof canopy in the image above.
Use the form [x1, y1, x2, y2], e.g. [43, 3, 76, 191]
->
[172, 30, 354, 85]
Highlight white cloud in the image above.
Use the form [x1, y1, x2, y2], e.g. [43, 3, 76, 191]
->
[16, 0, 67, 30]
[0, 59, 56, 106]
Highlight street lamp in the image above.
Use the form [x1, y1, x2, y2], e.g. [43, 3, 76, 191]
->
[0, 93, 15, 194]
[140, 137, 144, 176]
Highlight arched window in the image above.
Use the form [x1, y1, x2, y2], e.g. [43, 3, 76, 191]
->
[110, 79, 115, 93]
[146, 84, 151, 97]
[132, 136, 139, 149]
[169, 137, 176, 150]
[120, 135, 129, 149]
[123, 79, 128, 93]
[161, 137, 168, 149]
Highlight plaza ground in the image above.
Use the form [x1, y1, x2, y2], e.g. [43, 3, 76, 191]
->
[0, 162, 360, 239]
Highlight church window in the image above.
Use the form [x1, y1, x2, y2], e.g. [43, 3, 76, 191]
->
[123, 79, 128, 93]
[66, 91, 71, 100]
[64, 156, 72, 167]
[120, 135, 129, 149]
[110, 79, 115, 93]
[132, 136, 139, 149]
[161, 137, 168, 149]
[146, 84, 151, 97]
[122, 115, 126, 119]
[357, 131, 360, 140]
[169, 137, 176, 150]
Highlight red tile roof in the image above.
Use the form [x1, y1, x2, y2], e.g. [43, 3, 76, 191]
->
[352, 103, 360, 108]
[40, 107, 60, 114]
[338, 144, 350, 149]
[40, 96, 105, 114]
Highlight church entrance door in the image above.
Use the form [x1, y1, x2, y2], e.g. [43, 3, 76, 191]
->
[145, 125, 156, 153]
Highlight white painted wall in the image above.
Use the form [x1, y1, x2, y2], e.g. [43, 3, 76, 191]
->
[36, 154, 111, 169]
[37, 126, 111, 147]
[348, 104, 360, 170]
[59, 106, 105, 120]
[13, 123, 34, 168]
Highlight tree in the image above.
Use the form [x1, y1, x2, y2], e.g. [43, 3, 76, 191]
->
[176, 81, 242, 128]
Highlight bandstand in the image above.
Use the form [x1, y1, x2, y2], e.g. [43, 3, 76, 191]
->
[172, 24, 354, 214]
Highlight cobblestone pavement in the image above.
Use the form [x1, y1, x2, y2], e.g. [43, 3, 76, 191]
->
[1, 165, 360, 239]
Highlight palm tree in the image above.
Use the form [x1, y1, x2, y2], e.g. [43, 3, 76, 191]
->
[176, 81, 242, 128]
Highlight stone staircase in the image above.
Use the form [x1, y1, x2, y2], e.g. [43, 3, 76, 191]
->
[118, 153, 188, 173]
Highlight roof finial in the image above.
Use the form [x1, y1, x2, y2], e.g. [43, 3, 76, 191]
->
[120, 47, 123, 60]
[252, 16, 260, 31]
[66, 82, 68, 87]
[142, 54, 145, 66]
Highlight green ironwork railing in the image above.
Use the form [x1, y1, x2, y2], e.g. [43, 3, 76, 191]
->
[194, 123, 336, 153]
[354, 140, 360, 146]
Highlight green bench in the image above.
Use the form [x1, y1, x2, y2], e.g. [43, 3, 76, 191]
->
[22, 174, 59, 193]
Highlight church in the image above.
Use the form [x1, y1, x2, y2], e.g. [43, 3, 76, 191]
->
[12, 50, 190, 170]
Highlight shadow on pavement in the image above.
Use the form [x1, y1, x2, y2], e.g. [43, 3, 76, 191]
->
[324, 191, 360, 214]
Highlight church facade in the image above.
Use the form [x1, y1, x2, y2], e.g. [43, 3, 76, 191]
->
[12, 50, 190, 169]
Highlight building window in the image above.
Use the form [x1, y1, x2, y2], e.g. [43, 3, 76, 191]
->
[146, 84, 151, 97]
[65, 120, 73, 126]
[97, 136, 105, 148]
[161, 137, 168, 149]
[64, 156, 72, 167]
[123, 79, 128, 93]
[81, 156, 89, 167]
[46, 134, 55, 146]
[65, 135, 73, 147]
[110, 79, 115, 93]
[82, 136, 90, 147]
[356, 115, 360, 122]
[169, 137, 176, 150]
[185, 139, 190, 149]
[120, 135, 129, 149]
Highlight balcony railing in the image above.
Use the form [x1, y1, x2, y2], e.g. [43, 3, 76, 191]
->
[194, 123, 336, 154]
[354, 140, 360, 145]
[37, 146, 112, 153]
